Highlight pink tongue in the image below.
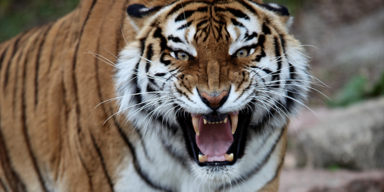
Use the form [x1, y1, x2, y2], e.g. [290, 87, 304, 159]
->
[196, 117, 233, 157]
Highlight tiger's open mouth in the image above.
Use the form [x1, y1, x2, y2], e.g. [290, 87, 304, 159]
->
[177, 110, 252, 166]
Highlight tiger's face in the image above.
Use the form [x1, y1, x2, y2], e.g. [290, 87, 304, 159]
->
[116, 0, 309, 185]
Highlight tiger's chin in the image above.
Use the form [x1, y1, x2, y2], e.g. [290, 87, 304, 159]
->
[190, 163, 239, 184]
[177, 109, 252, 174]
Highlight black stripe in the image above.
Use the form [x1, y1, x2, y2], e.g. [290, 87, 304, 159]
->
[131, 39, 146, 106]
[175, 10, 194, 22]
[270, 37, 281, 88]
[225, 8, 249, 20]
[167, 36, 182, 43]
[231, 18, 245, 28]
[19, 36, 49, 192]
[136, 129, 153, 162]
[160, 53, 171, 66]
[250, 68, 265, 83]
[94, 0, 116, 126]
[153, 28, 168, 52]
[253, 49, 266, 62]
[257, 34, 266, 47]
[262, 23, 271, 35]
[154, 73, 166, 77]
[175, 86, 193, 102]
[71, 0, 97, 146]
[0, 45, 8, 71]
[285, 63, 297, 113]
[238, 0, 258, 16]
[77, 150, 94, 191]
[174, 7, 208, 22]
[279, 35, 286, 54]
[217, 127, 285, 191]
[90, 134, 114, 191]
[251, 65, 272, 74]
[145, 44, 153, 73]
[35, 24, 54, 106]
[259, 3, 290, 16]
[177, 21, 192, 30]
[146, 83, 157, 93]
[115, 122, 173, 192]
[167, 1, 210, 19]
[0, 126, 27, 192]
[3, 38, 21, 89]
[196, 19, 208, 29]
[244, 32, 258, 41]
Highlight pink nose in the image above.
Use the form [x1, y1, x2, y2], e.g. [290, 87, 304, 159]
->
[200, 91, 229, 108]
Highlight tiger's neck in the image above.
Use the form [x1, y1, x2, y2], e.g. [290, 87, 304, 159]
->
[113, 121, 286, 192]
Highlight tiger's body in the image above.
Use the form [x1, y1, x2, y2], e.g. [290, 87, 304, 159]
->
[0, 0, 310, 191]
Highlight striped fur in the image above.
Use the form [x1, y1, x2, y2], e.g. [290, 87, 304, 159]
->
[0, 0, 310, 191]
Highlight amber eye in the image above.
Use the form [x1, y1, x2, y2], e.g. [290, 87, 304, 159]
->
[236, 48, 249, 58]
[176, 51, 189, 60]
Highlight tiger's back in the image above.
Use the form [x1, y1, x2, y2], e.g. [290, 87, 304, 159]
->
[0, 0, 308, 191]
[0, 0, 139, 191]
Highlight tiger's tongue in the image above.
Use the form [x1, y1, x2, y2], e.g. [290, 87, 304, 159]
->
[196, 117, 233, 157]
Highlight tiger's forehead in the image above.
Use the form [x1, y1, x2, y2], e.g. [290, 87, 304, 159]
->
[159, 0, 265, 55]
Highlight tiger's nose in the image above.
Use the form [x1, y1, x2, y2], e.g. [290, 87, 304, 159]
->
[200, 91, 229, 109]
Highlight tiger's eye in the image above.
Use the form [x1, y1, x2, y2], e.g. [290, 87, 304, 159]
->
[236, 48, 248, 58]
[177, 51, 189, 60]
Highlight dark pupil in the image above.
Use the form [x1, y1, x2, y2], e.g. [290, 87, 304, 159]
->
[178, 52, 186, 59]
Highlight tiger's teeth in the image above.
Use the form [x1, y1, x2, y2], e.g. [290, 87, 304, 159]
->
[225, 153, 234, 162]
[192, 116, 200, 136]
[199, 155, 208, 163]
[224, 118, 227, 123]
[230, 114, 238, 134]
[204, 119, 207, 124]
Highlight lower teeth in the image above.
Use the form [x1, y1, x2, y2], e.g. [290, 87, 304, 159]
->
[198, 153, 234, 163]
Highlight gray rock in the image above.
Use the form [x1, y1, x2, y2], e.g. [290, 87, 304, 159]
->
[279, 169, 384, 192]
[296, 97, 384, 170]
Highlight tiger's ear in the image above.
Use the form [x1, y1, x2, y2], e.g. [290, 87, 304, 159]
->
[260, 3, 292, 28]
[127, 4, 162, 32]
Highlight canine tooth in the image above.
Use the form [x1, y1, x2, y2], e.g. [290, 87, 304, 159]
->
[192, 116, 200, 136]
[225, 153, 234, 162]
[204, 119, 207, 124]
[224, 118, 227, 123]
[230, 114, 238, 134]
[199, 155, 208, 163]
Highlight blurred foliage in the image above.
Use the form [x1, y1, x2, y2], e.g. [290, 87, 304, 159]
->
[0, 0, 79, 43]
[327, 75, 368, 107]
[328, 71, 384, 107]
[327, 164, 340, 172]
[367, 71, 384, 97]
[264, 0, 304, 16]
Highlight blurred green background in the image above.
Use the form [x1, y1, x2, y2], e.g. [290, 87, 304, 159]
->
[0, 0, 78, 43]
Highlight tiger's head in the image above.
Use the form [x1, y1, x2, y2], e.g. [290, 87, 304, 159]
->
[116, 0, 309, 185]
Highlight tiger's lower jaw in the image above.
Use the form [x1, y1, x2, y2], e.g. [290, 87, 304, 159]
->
[177, 110, 252, 168]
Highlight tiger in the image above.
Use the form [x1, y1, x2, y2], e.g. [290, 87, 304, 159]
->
[0, 0, 310, 191]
